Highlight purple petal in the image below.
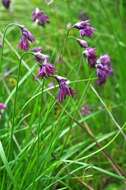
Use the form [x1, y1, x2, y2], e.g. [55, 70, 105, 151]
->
[0, 103, 6, 110]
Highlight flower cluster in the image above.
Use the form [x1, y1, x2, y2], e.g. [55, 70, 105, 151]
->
[1, 9, 113, 111]
[33, 48, 55, 78]
[2, 0, 11, 9]
[74, 20, 113, 85]
[0, 6, 74, 105]
[32, 48, 74, 102]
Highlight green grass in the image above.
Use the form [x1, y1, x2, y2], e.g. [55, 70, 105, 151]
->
[0, 0, 126, 189]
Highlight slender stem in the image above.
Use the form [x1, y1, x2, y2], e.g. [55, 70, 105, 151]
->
[58, 22, 126, 178]
[91, 85, 126, 140]
[0, 23, 22, 72]
[8, 52, 34, 158]
[58, 103, 126, 178]
[36, 79, 45, 189]
[56, 27, 72, 65]
[37, 79, 45, 160]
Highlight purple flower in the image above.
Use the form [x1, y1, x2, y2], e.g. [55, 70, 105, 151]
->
[81, 104, 91, 116]
[55, 76, 75, 102]
[83, 47, 97, 68]
[32, 8, 49, 26]
[97, 54, 111, 65]
[38, 60, 55, 78]
[19, 26, 35, 51]
[73, 20, 95, 37]
[33, 50, 49, 64]
[21, 27, 35, 42]
[80, 26, 95, 37]
[96, 54, 113, 85]
[32, 47, 42, 53]
[2, 0, 10, 9]
[19, 36, 29, 51]
[0, 103, 6, 110]
[74, 20, 90, 30]
[77, 38, 88, 48]
[32, 47, 46, 63]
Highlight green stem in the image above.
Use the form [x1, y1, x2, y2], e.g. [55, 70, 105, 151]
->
[1, 23, 22, 72]
[9, 52, 34, 158]
[37, 79, 45, 159]
[35, 79, 45, 189]
[91, 84, 126, 141]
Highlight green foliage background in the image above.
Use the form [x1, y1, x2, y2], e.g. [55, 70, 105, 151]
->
[0, 0, 126, 189]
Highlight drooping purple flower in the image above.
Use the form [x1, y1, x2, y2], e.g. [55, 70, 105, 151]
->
[21, 27, 35, 42]
[74, 20, 90, 30]
[38, 59, 55, 78]
[55, 76, 75, 102]
[32, 8, 49, 26]
[96, 54, 113, 85]
[32, 47, 42, 53]
[80, 26, 95, 37]
[73, 20, 95, 37]
[2, 0, 11, 9]
[33, 48, 49, 64]
[19, 26, 35, 51]
[0, 103, 6, 110]
[19, 36, 29, 51]
[81, 104, 91, 116]
[77, 38, 88, 48]
[83, 47, 97, 68]
[97, 54, 111, 65]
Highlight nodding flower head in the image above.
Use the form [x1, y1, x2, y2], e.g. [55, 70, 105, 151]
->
[19, 36, 29, 51]
[2, 0, 11, 9]
[77, 38, 88, 48]
[19, 26, 35, 51]
[73, 20, 95, 37]
[83, 47, 97, 68]
[96, 54, 113, 85]
[38, 59, 55, 78]
[21, 27, 35, 42]
[32, 8, 49, 26]
[55, 76, 75, 102]
[73, 20, 90, 30]
[32, 48, 49, 64]
[97, 54, 111, 65]
[32, 47, 42, 53]
[80, 25, 95, 37]
[0, 103, 6, 110]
